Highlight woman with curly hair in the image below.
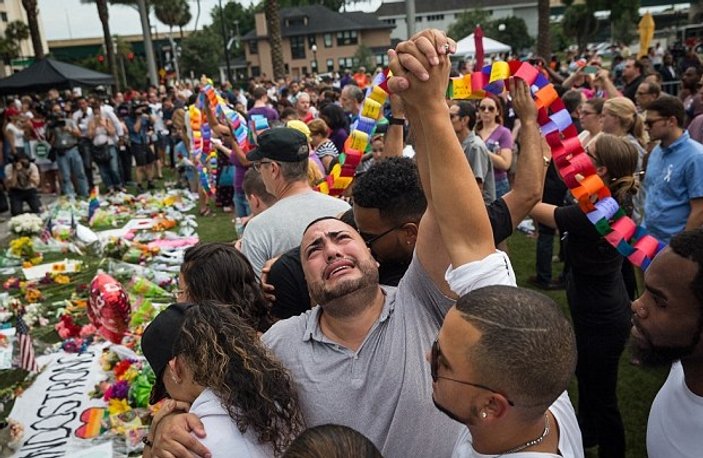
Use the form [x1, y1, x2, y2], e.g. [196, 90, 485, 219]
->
[530, 134, 640, 457]
[177, 242, 271, 332]
[142, 301, 304, 457]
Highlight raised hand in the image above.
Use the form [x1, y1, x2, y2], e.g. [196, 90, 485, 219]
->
[509, 77, 537, 123]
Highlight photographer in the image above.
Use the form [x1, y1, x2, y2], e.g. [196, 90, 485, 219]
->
[88, 98, 123, 193]
[71, 97, 95, 189]
[125, 101, 156, 192]
[47, 104, 89, 197]
[4, 151, 41, 215]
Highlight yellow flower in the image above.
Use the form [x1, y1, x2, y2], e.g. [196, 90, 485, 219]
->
[53, 274, 70, 285]
[107, 398, 131, 416]
[119, 367, 139, 382]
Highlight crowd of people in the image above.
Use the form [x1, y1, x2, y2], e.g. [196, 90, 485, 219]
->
[2, 29, 703, 458]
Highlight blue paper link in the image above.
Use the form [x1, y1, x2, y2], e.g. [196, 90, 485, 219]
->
[356, 116, 376, 136]
[485, 81, 505, 94]
[482, 65, 492, 75]
[550, 109, 573, 131]
[595, 197, 620, 220]
[615, 239, 636, 257]
[534, 73, 549, 89]
[539, 121, 559, 135]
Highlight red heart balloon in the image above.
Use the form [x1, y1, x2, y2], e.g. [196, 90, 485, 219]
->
[88, 273, 131, 343]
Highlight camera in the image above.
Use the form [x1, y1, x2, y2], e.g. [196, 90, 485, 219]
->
[132, 102, 151, 117]
[46, 113, 66, 128]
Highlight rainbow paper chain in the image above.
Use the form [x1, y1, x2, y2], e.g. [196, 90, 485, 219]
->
[316, 69, 392, 196]
[447, 61, 666, 270]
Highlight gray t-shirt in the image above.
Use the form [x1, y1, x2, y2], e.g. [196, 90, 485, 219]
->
[462, 132, 496, 204]
[262, 254, 462, 458]
[240, 191, 350, 276]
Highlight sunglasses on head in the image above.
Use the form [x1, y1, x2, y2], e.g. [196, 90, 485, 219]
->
[430, 337, 515, 406]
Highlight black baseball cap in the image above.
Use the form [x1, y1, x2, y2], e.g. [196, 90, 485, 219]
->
[141, 303, 193, 404]
[246, 127, 309, 162]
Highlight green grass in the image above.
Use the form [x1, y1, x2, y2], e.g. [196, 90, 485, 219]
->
[507, 233, 666, 458]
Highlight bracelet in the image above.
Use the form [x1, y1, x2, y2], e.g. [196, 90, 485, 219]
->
[389, 117, 405, 125]
[142, 436, 153, 448]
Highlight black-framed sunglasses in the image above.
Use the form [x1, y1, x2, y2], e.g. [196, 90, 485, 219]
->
[479, 105, 496, 112]
[644, 117, 667, 128]
[253, 160, 275, 171]
[359, 223, 406, 248]
[430, 338, 515, 406]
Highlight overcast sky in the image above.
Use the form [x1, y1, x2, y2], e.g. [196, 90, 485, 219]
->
[38, 0, 382, 41]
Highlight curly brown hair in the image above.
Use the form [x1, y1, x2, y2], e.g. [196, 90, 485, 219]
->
[181, 242, 272, 332]
[175, 301, 305, 455]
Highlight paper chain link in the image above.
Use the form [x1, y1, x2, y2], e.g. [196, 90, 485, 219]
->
[187, 81, 251, 196]
[448, 61, 666, 270]
[315, 69, 392, 196]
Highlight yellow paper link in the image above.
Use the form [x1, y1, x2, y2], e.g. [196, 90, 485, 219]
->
[349, 130, 369, 152]
[329, 163, 342, 179]
[450, 74, 472, 100]
[360, 98, 382, 120]
[489, 62, 510, 83]
[333, 176, 353, 189]
[318, 181, 330, 194]
[368, 85, 389, 105]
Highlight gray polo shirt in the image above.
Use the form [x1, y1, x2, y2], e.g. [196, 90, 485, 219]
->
[262, 254, 463, 458]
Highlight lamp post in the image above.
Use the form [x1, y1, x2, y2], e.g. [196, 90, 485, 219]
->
[218, 0, 233, 84]
[311, 43, 318, 73]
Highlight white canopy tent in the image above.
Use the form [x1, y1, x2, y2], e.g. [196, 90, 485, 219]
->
[454, 33, 511, 58]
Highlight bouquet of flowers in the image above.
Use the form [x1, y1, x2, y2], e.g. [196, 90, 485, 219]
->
[8, 214, 44, 236]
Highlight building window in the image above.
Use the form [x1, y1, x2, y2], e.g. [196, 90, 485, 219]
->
[326, 58, 334, 72]
[286, 16, 307, 27]
[0, 12, 7, 22]
[290, 36, 306, 60]
[415, 16, 423, 22]
[375, 54, 389, 66]
[426, 14, 444, 21]
[248, 40, 258, 55]
[336, 30, 358, 46]
[324, 33, 333, 48]
[338, 57, 354, 70]
[251, 66, 261, 77]
[383, 18, 396, 25]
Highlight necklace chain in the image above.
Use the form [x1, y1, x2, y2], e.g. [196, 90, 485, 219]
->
[499, 413, 551, 455]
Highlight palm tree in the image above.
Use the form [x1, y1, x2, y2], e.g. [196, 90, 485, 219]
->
[537, 0, 550, 58]
[154, 0, 189, 80]
[81, 0, 120, 90]
[20, 0, 44, 59]
[265, 0, 285, 80]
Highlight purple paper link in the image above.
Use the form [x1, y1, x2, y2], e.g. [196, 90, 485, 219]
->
[485, 81, 505, 94]
[482, 65, 493, 76]
[550, 109, 573, 131]
[350, 119, 359, 131]
[372, 71, 386, 86]
[534, 74, 549, 89]
[594, 197, 620, 220]
[539, 121, 559, 135]
[586, 208, 605, 225]
[356, 116, 376, 136]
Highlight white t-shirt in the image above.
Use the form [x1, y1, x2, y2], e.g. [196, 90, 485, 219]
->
[451, 391, 584, 458]
[647, 362, 703, 458]
[5, 122, 25, 148]
[189, 388, 272, 458]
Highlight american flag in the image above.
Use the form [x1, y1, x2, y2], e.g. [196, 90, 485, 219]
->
[40, 215, 53, 242]
[16, 315, 39, 373]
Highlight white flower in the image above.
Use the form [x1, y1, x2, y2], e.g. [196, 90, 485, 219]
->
[8, 214, 44, 236]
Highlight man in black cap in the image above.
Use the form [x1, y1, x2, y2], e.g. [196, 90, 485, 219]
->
[240, 127, 349, 276]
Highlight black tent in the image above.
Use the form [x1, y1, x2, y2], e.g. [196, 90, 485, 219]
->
[0, 58, 114, 95]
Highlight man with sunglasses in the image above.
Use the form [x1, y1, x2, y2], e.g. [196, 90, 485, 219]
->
[642, 95, 703, 245]
[240, 127, 349, 276]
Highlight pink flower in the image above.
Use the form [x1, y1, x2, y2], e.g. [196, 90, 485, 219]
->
[80, 324, 97, 338]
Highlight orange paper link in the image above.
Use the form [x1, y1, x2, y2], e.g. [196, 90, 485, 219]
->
[534, 85, 559, 111]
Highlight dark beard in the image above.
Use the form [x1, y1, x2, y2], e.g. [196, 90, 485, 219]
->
[432, 396, 480, 426]
[308, 258, 379, 309]
[630, 319, 703, 367]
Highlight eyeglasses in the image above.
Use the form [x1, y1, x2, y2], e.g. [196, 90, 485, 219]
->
[253, 160, 275, 171]
[359, 223, 407, 248]
[430, 338, 515, 406]
[479, 105, 496, 112]
[644, 117, 667, 128]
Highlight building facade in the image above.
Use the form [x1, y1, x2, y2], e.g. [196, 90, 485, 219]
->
[375, 0, 538, 41]
[0, 0, 49, 77]
[243, 5, 394, 79]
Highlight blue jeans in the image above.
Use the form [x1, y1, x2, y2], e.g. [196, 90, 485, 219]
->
[56, 147, 89, 197]
[96, 146, 122, 190]
[233, 189, 250, 217]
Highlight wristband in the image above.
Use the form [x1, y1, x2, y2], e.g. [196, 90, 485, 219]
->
[142, 436, 153, 448]
[389, 117, 405, 126]
[543, 156, 551, 167]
